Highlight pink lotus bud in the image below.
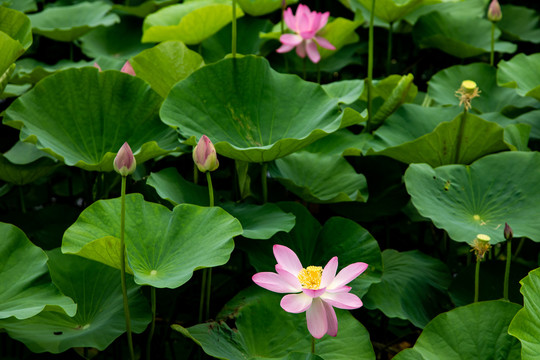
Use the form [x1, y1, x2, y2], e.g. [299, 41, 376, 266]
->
[120, 61, 136, 76]
[504, 223, 513, 241]
[487, 0, 502, 22]
[113, 142, 136, 176]
[193, 135, 219, 173]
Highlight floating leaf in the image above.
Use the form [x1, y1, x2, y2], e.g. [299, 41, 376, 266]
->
[413, 11, 516, 58]
[28, 1, 120, 42]
[509, 267, 540, 359]
[175, 287, 376, 360]
[404, 151, 540, 244]
[366, 106, 513, 166]
[142, 0, 245, 44]
[498, 5, 540, 44]
[0, 249, 150, 353]
[270, 151, 368, 203]
[428, 63, 536, 113]
[237, 0, 297, 16]
[497, 53, 540, 101]
[62, 194, 243, 288]
[243, 202, 382, 298]
[363, 250, 451, 328]
[146, 168, 296, 239]
[0, 223, 75, 320]
[161, 56, 362, 162]
[3, 67, 178, 171]
[394, 301, 521, 360]
[130, 41, 204, 98]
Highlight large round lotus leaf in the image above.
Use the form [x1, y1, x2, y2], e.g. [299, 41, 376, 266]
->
[3, 67, 178, 171]
[142, 0, 244, 45]
[78, 16, 152, 60]
[509, 267, 540, 359]
[0, 154, 57, 186]
[428, 63, 536, 113]
[0, 249, 150, 353]
[113, 0, 177, 18]
[405, 151, 540, 245]
[11, 58, 93, 85]
[0, 7, 32, 76]
[498, 5, 540, 44]
[403, 0, 487, 25]
[242, 202, 382, 298]
[394, 301, 521, 360]
[161, 56, 361, 162]
[174, 287, 375, 360]
[363, 250, 451, 328]
[62, 194, 243, 288]
[322, 80, 364, 105]
[130, 41, 204, 98]
[0, 223, 75, 320]
[237, 0, 297, 16]
[28, 2, 120, 42]
[413, 12, 516, 58]
[270, 151, 368, 203]
[146, 167, 296, 239]
[366, 105, 513, 167]
[2, 0, 37, 13]
[352, 0, 444, 24]
[497, 53, 540, 101]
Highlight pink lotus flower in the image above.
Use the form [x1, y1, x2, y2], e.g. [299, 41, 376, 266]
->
[93, 61, 136, 76]
[277, 4, 335, 64]
[252, 244, 368, 338]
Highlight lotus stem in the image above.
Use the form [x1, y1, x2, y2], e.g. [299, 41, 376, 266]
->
[474, 257, 480, 303]
[203, 171, 215, 320]
[261, 162, 268, 203]
[206, 172, 214, 207]
[386, 22, 393, 75]
[503, 238, 511, 301]
[454, 108, 467, 163]
[366, 0, 376, 132]
[232, 0, 237, 58]
[120, 176, 135, 360]
[205, 267, 212, 319]
[198, 269, 207, 323]
[311, 336, 315, 354]
[490, 22, 495, 66]
[193, 163, 199, 185]
[146, 286, 156, 360]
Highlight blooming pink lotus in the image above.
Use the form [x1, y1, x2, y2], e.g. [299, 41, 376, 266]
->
[252, 244, 368, 338]
[277, 4, 336, 64]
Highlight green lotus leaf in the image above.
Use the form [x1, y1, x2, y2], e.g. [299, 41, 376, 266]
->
[366, 105, 513, 166]
[3, 67, 179, 171]
[322, 80, 365, 105]
[497, 53, 540, 101]
[237, 0, 297, 16]
[201, 17, 273, 63]
[0, 154, 57, 186]
[413, 11, 516, 58]
[11, 58, 94, 85]
[1, 0, 37, 13]
[146, 167, 296, 239]
[62, 193, 243, 288]
[404, 151, 540, 244]
[0, 249, 150, 353]
[131, 41, 204, 98]
[0, 63, 15, 96]
[269, 151, 368, 203]
[0, 7, 32, 76]
[404, 0, 486, 25]
[161, 56, 362, 162]
[28, 1, 120, 42]
[317, 18, 362, 60]
[0, 223, 75, 320]
[428, 63, 537, 113]
[352, 0, 445, 24]
[483, 110, 540, 141]
[242, 202, 382, 298]
[498, 5, 540, 44]
[142, 0, 245, 44]
[78, 16, 152, 60]
[363, 249, 451, 328]
[509, 267, 540, 359]
[394, 301, 521, 360]
[174, 287, 376, 360]
[1, 83, 30, 99]
[113, 0, 178, 18]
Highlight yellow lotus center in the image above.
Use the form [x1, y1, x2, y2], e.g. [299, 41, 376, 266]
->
[462, 80, 477, 92]
[297, 266, 323, 289]
[477, 234, 491, 242]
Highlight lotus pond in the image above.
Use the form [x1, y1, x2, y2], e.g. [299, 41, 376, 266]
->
[1, 0, 540, 359]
